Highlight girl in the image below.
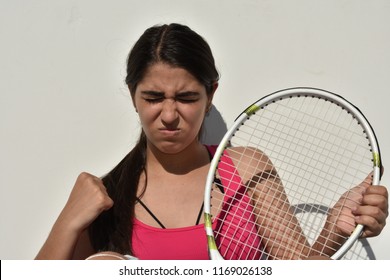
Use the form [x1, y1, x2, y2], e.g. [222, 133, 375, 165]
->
[36, 23, 388, 260]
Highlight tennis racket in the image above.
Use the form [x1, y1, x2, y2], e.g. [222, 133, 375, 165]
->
[204, 87, 381, 260]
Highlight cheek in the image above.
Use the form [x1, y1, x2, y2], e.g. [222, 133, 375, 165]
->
[185, 107, 207, 127]
[137, 109, 156, 129]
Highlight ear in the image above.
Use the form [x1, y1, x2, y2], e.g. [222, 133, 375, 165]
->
[211, 82, 219, 95]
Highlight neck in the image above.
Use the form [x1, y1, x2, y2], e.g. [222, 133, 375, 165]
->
[146, 141, 209, 175]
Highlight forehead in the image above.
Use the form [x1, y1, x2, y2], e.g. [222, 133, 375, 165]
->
[137, 63, 204, 92]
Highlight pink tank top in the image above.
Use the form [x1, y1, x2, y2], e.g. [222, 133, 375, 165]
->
[132, 218, 209, 259]
[131, 145, 263, 260]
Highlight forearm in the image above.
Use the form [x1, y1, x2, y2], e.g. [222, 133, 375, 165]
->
[310, 220, 346, 258]
[35, 217, 82, 260]
[35, 172, 112, 259]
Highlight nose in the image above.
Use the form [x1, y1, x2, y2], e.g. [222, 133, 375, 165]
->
[160, 99, 179, 125]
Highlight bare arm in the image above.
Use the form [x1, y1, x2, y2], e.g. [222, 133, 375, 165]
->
[228, 147, 311, 259]
[35, 220, 85, 260]
[247, 168, 313, 259]
[35, 172, 113, 259]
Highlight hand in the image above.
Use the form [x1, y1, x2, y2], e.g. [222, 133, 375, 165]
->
[56, 172, 114, 234]
[353, 183, 388, 237]
[330, 172, 388, 238]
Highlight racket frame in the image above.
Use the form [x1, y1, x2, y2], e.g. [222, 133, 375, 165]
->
[204, 87, 381, 260]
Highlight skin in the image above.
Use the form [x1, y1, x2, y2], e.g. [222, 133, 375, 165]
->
[35, 63, 387, 260]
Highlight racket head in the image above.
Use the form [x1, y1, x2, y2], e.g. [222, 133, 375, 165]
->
[204, 87, 381, 260]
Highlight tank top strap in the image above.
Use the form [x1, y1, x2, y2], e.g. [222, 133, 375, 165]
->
[136, 198, 166, 229]
[205, 145, 243, 196]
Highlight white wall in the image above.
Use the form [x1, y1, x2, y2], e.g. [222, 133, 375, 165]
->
[1, 0, 389, 260]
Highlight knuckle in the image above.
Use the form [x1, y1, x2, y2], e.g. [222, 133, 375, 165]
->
[78, 172, 97, 184]
[78, 172, 89, 180]
[96, 191, 112, 206]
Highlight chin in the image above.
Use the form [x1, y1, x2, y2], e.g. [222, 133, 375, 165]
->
[154, 140, 198, 155]
[152, 142, 184, 155]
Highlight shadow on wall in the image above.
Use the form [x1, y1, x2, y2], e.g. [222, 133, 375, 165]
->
[200, 105, 228, 145]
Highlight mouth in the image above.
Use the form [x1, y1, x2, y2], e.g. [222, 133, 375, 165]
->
[159, 128, 181, 136]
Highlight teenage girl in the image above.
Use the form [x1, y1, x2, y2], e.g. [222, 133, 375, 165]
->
[36, 23, 388, 260]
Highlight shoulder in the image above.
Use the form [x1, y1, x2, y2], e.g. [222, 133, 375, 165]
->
[206, 145, 267, 160]
[227, 146, 269, 163]
[226, 146, 273, 183]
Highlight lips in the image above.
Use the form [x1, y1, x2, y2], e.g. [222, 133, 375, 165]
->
[159, 128, 181, 137]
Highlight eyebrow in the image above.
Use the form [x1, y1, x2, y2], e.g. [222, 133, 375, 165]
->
[141, 90, 164, 96]
[140, 91, 200, 97]
[176, 91, 201, 97]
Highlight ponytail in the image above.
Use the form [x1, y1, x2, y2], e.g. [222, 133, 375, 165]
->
[89, 131, 147, 255]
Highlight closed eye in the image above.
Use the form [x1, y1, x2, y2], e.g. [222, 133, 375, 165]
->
[145, 97, 164, 103]
[175, 92, 200, 103]
[141, 91, 165, 103]
[141, 91, 201, 104]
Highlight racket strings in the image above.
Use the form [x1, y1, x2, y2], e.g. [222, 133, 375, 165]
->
[212, 181, 338, 259]
[211, 169, 345, 260]
[213, 160, 302, 258]
[254, 99, 369, 195]
[245, 100, 366, 171]
[212, 160, 345, 259]
[212, 162, 362, 260]
[209, 95, 374, 260]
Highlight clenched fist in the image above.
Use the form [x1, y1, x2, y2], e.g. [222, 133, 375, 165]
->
[57, 172, 114, 234]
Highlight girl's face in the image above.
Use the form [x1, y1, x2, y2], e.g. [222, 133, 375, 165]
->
[132, 63, 214, 154]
